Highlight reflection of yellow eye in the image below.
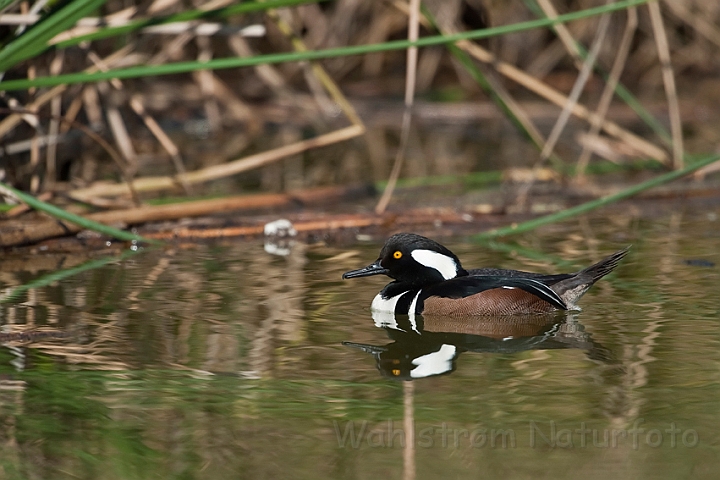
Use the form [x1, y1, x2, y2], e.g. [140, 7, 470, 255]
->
[392, 369, 401, 376]
[393, 251, 402, 259]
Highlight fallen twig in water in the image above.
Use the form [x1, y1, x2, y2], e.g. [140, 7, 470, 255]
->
[0, 184, 374, 247]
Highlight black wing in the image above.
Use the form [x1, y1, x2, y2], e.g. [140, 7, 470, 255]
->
[468, 268, 574, 285]
[425, 275, 567, 310]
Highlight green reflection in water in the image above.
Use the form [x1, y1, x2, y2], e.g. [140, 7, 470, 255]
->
[0, 211, 718, 479]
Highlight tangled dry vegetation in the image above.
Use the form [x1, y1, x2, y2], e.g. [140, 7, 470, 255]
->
[1, 0, 720, 247]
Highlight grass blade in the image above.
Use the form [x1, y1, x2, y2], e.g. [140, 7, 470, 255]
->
[0, 0, 650, 91]
[473, 153, 720, 239]
[0, 249, 141, 304]
[53, 0, 330, 49]
[0, 181, 160, 244]
[0, 0, 108, 72]
[522, 0, 672, 145]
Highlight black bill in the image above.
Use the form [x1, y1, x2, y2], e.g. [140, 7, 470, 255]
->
[342, 260, 388, 279]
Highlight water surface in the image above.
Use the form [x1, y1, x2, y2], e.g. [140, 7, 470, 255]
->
[1, 210, 719, 479]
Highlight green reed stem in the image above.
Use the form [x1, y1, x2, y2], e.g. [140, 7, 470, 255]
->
[473, 152, 720, 239]
[0, 0, 650, 91]
[0, 0, 109, 72]
[0, 182, 160, 244]
[420, 4, 565, 169]
[54, 0, 330, 48]
[0, 249, 141, 303]
[521, 0, 672, 146]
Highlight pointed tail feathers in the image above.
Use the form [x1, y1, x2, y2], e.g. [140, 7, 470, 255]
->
[581, 246, 631, 284]
[552, 246, 630, 309]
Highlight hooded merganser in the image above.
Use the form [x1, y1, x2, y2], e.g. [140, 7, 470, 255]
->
[342, 233, 629, 316]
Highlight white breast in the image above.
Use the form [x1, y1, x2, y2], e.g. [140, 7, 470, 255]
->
[371, 291, 405, 313]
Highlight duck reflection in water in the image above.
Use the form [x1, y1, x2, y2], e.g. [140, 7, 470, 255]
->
[343, 310, 613, 381]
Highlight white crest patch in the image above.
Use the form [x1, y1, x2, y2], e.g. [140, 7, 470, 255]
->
[410, 249, 458, 280]
[410, 344, 457, 378]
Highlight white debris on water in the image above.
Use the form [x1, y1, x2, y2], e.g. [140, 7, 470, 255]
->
[263, 219, 297, 237]
[264, 219, 297, 256]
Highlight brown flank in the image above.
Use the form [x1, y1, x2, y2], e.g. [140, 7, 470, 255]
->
[423, 288, 558, 316]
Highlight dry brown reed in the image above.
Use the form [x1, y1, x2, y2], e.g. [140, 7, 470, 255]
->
[1, 0, 719, 228]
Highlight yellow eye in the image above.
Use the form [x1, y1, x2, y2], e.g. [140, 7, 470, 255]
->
[393, 251, 402, 259]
